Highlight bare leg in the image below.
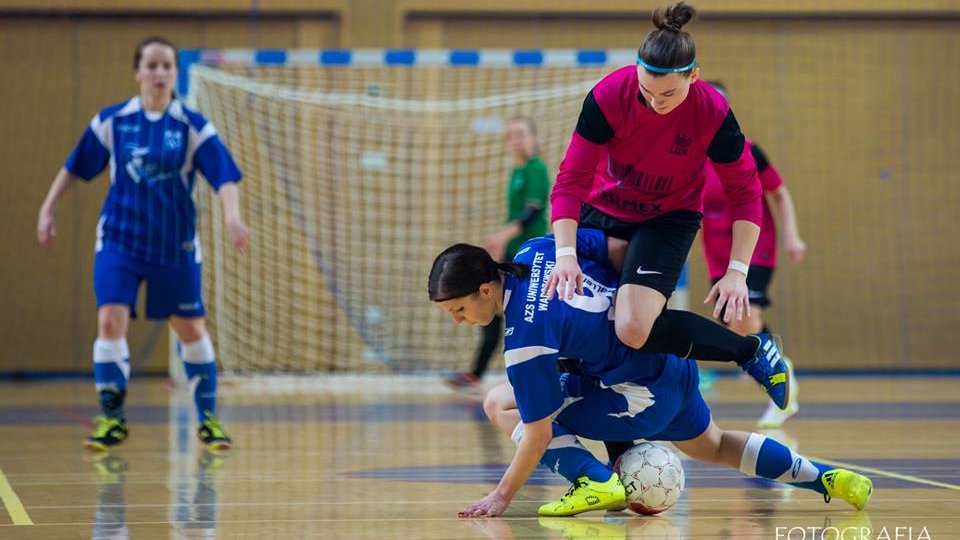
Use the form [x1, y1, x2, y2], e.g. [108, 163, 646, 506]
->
[482, 382, 521, 436]
[728, 305, 764, 337]
[97, 305, 130, 340]
[614, 284, 667, 350]
[672, 419, 748, 468]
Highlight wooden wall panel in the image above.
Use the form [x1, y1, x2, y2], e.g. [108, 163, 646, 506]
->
[0, 15, 337, 374]
[0, 0, 345, 14]
[0, 18, 81, 371]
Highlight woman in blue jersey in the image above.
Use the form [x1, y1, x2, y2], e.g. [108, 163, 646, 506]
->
[37, 36, 248, 451]
[428, 233, 871, 517]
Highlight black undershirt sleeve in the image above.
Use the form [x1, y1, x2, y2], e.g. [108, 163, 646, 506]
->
[516, 204, 544, 228]
[706, 109, 747, 164]
[749, 143, 771, 174]
[575, 91, 615, 144]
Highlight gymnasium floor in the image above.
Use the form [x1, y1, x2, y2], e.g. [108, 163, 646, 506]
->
[0, 374, 958, 539]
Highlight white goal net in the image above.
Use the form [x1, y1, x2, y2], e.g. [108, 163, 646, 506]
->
[185, 49, 632, 374]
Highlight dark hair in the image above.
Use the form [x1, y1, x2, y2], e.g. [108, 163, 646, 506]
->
[638, 2, 697, 77]
[428, 244, 529, 302]
[133, 36, 178, 70]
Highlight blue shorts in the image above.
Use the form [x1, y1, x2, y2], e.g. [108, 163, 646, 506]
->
[555, 359, 711, 442]
[93, 250, 205, 320]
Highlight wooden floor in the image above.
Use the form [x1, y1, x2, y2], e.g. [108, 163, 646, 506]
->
[1, 374, 959, 539]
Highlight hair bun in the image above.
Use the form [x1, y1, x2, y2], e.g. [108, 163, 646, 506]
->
[652, 2, 696, 32]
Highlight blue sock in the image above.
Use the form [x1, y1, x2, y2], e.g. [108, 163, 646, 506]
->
[179, 334, 218, 422]
[739, 433, 832, 494]
[512, 422, 611, 484]
[93, 338, 130, 419]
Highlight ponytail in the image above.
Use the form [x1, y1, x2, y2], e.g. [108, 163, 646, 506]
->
[428, 245, 530, 302]
[496, 261, 530, 279]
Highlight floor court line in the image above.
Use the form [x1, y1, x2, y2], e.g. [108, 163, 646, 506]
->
[0, 467, 33, 526]
[810, 456, 960, 491]
[17, 494, 960, 512]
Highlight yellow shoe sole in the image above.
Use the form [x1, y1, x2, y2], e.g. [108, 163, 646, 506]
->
[538, 494, 627, 516]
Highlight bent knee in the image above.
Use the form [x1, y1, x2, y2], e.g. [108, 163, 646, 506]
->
[482, 391, 499, 422]
[482, 384, 510, 422]
[615, 318, 654, 349]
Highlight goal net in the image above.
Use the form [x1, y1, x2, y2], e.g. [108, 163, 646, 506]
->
[183, 49, 633, 374]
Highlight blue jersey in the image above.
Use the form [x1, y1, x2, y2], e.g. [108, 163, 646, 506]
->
[503, 230, 678, 423]
[65, 97, 242, 265]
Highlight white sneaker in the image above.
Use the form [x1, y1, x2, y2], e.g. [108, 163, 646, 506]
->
[757, 356, 798, 428]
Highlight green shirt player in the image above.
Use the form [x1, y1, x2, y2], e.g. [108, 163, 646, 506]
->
[445, 117, 551, 391]
[500, 153, 551, 257]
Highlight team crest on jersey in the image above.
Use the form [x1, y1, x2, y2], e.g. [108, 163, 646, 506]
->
[163, 129, 184, 150]
[669, 133, 692, 156]
[124, 144, 175, 184]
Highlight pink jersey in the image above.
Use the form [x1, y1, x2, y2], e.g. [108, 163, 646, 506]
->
[701, 141, 784, 279]
[551, 67, 761, 226]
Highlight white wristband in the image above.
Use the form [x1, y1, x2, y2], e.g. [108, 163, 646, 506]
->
[728, 260, 749, 277]
[556, 246, 577, 259]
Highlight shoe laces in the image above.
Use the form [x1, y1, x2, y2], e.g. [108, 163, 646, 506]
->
[560, 478, 589, 502]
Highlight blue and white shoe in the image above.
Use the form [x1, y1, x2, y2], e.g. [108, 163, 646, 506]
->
[740, 334, 790, 410]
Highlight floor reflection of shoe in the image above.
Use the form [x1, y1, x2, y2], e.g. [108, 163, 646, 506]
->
[199, 449, 227, 472]
[823, 510, 873, 535]
[538, 516, 627, 540]
[91, 454, 128, 484]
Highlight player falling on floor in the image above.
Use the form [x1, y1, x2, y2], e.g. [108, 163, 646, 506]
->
[37, 36, 248, 451]
[445, 117, 551, 392]
[700, 82, 807, 427]
[543, 2, 792, 420]
[428, 230, 872, 517]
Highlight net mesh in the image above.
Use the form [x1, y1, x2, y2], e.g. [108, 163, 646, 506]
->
[190, 61, 610, 373]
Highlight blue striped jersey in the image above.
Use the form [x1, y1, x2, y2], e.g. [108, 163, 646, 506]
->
[503, 230, 675, 423]
[65, 96, 242, 265]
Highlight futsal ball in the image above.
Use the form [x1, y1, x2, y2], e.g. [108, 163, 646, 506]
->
[613, 442, 685, 515]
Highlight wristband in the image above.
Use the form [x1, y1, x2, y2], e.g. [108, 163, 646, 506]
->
[556, 246, 577, 259]
[728, 260, 749, 277]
